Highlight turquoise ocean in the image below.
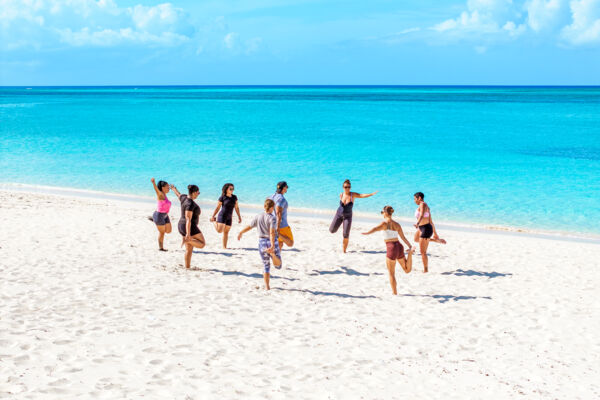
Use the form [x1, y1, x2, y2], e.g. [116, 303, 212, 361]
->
[1, 86, 599, 235]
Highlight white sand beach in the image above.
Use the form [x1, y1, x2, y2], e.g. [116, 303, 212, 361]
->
[1, 190, 599, 399]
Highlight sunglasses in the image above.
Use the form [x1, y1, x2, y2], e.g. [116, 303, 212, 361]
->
[344, 185, 351, 189]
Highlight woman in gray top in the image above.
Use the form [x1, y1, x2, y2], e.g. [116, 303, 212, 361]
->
[238, 198, 282, 290]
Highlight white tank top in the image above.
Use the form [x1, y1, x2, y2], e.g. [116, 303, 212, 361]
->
[382, 222, 397, 240]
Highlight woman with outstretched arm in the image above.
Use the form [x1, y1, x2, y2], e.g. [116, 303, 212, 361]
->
[329, 179, 377, 253]
[362, 206, 413, 295]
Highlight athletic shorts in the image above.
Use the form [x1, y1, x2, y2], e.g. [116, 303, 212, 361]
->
[386, 241, 405, 260]
[418, 223, 433, 239]
[178, 220, 201, 236]
[153, 211, 171, 226]
[277, 226, 294, 246]
[258, 238, 282, 273]
[216, 211, 233, 226]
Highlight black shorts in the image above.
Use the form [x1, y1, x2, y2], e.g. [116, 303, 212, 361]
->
[419, 223, 433, 239]
[178, 220, 201, 236]
[152, 211, 170, 226]
[216, 211, 233, 226]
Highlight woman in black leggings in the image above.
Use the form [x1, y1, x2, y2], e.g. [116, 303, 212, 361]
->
[329, 179, 377, 253]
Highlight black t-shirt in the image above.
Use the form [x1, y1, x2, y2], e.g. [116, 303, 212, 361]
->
[218, 194, 238, 217]
[180, 194, 201, 225]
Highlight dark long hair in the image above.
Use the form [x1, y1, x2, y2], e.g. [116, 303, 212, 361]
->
[157, 180, 168, 192]
[188, 184, 199, 195]
[221, 183, 234, 197]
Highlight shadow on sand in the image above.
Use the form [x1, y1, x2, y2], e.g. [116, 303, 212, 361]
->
[193, 251, 235, 256]
[399, 293, 492, 303]
[441, 269, 512, 279]
[273, 288, 376, 299]
[309, 266, 382, 277]
[203, 268, 298, 281]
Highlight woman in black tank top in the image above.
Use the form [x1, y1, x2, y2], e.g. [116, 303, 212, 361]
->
[329, 179, 378, 253]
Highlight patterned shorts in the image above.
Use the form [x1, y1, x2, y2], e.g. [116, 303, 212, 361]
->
[258, 238, 282, 273]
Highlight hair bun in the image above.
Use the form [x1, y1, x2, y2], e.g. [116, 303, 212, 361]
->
[187, 185, 193, 190]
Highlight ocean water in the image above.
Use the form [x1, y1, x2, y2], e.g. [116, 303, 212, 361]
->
[1, 86, 599, 234]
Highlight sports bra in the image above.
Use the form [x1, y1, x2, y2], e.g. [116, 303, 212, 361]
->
[415, 208, 430, 220]
[382, 222, 397, 240]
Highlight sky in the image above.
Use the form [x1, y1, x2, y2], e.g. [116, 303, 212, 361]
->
[1, 0, 600, 85]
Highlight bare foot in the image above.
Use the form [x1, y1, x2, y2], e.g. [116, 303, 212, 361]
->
[159, 248, 168, 252]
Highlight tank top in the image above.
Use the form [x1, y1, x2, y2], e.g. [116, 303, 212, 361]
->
[382, 222, 397, 240]
[157, 196, 171, 213]
[339, 194, 353, 215]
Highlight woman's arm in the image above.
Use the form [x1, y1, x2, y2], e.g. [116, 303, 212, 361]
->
[151, 178, 164, 200]
[362, 222, 386, 235]
[414, 203, 425, 227]
[185, 210, 193, 239]
[235, 201, 242, 223]
[396, 223, 412, 248]
[353, 191, 378, 199]
[237, 225, 253, 241]
[170, 184, 182, 199]
[210, 202, 222, 222]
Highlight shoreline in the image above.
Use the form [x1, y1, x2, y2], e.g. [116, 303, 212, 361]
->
[4, 182, 599, 245]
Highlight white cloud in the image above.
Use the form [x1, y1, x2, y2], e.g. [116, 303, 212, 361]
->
[0, 0, 194, 49]
[429, 0, 600, 47]
[561, 0, 600, 44]
[223, 32, 238, 49]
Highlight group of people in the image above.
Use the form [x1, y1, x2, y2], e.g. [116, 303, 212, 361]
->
[150, 178, 446, 293]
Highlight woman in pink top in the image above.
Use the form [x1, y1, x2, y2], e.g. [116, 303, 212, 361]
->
[413, 192, 446, 273]
[151, 177, 172, 251]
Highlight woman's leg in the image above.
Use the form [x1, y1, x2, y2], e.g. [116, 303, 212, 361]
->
[342, 216, 351, 253]
[414, 229, 421, 243]
[419, 238, 430, 273]
[165, 222, 172, 234]
[215, 223, 225, 234]
[386, 258, 397, 295]
[156, 225, 166, 250]
[185, 232, 206, 249]
[184, 243, 193, 269]
[398, 251, 412, 274]
[222, 225, 231, 249]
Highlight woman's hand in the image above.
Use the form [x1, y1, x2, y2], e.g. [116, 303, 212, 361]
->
[210, 216, 216, 222]
[237, 232, 243, 241]
[361, 232, 369, 235]
[185, 234, 190, 242]
[238, 216, 242, 224]
[151, 177, 155, 183]
[414, 223, 418, 228]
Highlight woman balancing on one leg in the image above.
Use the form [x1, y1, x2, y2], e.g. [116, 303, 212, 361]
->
[237, 199, 282, 291]
[362, 206, 413, 295]
[171, 184, 206, 269]
[329, 179, 377, 253]
[150, 178, 172, 251]
[210, 183, 241, 249]
[413, 192, 446, 273]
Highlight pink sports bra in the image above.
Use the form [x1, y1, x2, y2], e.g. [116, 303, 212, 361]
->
[415, 209, 430, 220]
[157, 196, 171, 213]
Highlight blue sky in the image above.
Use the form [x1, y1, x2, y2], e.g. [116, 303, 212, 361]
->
[1, 0, 599, 85]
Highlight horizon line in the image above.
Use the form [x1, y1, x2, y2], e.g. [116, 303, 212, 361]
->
[2, 84, 600, 88]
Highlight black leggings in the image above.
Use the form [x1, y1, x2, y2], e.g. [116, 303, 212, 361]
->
[329, 210, 352, 238]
